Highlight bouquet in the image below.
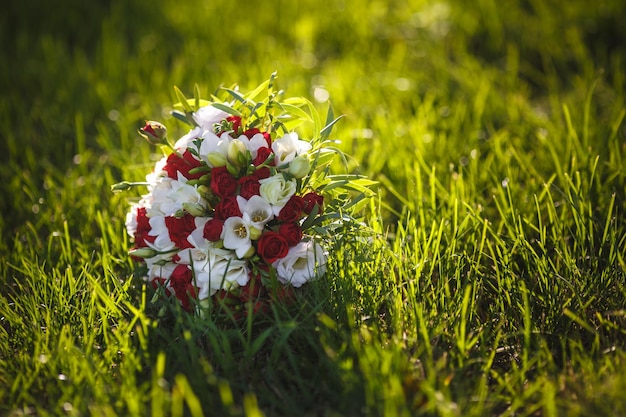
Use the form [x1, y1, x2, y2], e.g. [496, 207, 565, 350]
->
[115, 74, 374, 317]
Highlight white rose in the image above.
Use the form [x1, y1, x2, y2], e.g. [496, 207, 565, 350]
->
[259, 174, 297, 216]
[273, 241, 327, 287]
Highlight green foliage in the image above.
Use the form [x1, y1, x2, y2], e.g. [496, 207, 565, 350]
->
[1, 0, 626, 416]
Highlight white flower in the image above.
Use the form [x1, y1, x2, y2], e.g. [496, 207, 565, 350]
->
[125, 205, 139, 237]
[146, 179, 205, 217]
[237, 195, 273, 230]
[145, 156, 169, 185]
[271, 132, 312, 165]
[240, 133, 269, 159]
[173, 126, 203, 150]
[195, 248, 250, 296]
[222, 217, 253, 258]
[146, 216, 175, 250]
[259, 174, 297, 216]
[199, 130, 231, 167]
[146, 261, 178, 284]
[273, 240, 327, 287]
[286, 154, 311, 178]
[193, 105, 230, 131]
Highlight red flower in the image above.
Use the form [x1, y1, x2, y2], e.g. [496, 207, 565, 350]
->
[133, 207, 155, 249]
[227, 116, 242, 135]
[164, 150, 204, 180]
[278, 195, 305, 222]
[164, 213, 196, 249]
[238, 175, 261, 199]
[214, 195, 242, 219]
[170, 264, 198, 311]
[210, 166, 238, 197]
[257, 231, 289, 263]
[150, 277, 171, 297]
[302, 192, 324, 214]
[278, 222, 303, 246]
[253, 146, 273, 167]
[203, 218, 224, 241]
[238, 273, 265, 302]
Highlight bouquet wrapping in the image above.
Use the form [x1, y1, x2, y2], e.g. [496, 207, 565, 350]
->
[116, 75, 374, 316]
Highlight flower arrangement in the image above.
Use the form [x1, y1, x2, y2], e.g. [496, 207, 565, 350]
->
[114, 74, 374, 317]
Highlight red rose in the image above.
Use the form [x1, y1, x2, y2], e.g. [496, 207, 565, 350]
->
[302, 192, 324, 214]
[215, 195, 242, 220]
[238, 175, 261, 199]
[164, 213, 196, 249]
[278, 195, 305, 222]
[253, 146, 273, 166]
[210, 166, 238, 197]
[253, 166, 271, 180]
[203, 218, 224, 241]
[257, 231, 289, 264]
[164, 150, 204, 180]
[278, 222, 303, 246]
[169, 264, 197, 311]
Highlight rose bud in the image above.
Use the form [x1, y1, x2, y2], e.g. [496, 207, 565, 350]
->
[139, 121, 168, 145]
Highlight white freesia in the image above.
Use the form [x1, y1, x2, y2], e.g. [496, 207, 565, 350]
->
[146, 261, 178, 284]
[286, 154, 311, 178]
[259, 174, 297, 216]
[271, 132, 312, 164]
[222, 217, 253, 258]
[195, 248, 250, 295]
[237, 195, 274, 230]
[146, 216, 175, 250]
[199, 130, 231, 167]
[125, 204, 139, 237]
[239, 133, 269, 159]
[145, 156, 169, 186]
[173, 126, 203, 150]
[146, 179, 205, 217]
[193, 105, 230, 131]
[273, 240, 327, 287]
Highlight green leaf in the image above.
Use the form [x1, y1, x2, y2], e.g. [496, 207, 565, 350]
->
[211, 102, 242, 116]
[245, 79, 271, 102]
[320, 114, 345, 140]
[171, 109, 194, 126]
[174, 86, 194, 113]
[224, 88, 246, 104]
[194, 83, 201, 111]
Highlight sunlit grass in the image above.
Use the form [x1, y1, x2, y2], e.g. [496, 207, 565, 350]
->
[2, 0, 626, 415]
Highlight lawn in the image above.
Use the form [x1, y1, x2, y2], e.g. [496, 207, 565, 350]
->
[1, 0, 626, 415]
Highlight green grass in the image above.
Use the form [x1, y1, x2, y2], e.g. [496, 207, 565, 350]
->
[2, 0, 626, 415]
